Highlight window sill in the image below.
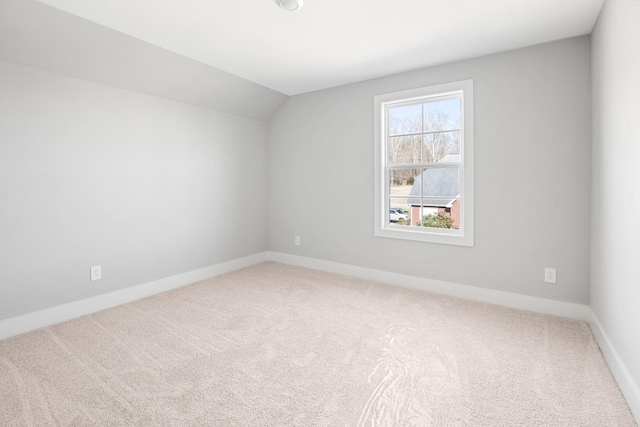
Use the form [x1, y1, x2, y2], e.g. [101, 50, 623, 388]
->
[374, 226, 474, 247]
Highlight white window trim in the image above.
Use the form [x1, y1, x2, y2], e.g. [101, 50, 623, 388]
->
[374, 79, 474, 247]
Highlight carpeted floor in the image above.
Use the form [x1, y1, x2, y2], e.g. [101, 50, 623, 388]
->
[0, 262, 636, 426]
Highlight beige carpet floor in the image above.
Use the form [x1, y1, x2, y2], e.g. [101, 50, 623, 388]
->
[0, 262, 636, 426]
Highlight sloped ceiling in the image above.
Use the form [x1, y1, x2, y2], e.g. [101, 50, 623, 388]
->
[0, 0, 287, 121]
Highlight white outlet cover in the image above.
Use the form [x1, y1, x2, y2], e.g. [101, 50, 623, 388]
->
[91, 265, 102, 281]
[544, 268, 556, 284]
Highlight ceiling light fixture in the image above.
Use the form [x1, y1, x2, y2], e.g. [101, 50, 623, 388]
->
[276, 0, 303, 11]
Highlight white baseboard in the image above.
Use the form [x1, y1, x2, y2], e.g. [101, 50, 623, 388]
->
[0, 252, 268, 340]
[588, 308, 640, 421]
[267, 252, 589, 321]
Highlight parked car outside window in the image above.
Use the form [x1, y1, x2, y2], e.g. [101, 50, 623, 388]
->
[390, 209, 408, 222]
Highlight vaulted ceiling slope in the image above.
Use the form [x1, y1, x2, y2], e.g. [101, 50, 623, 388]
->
[0, 0, 287, 121]
[37, 0, 604, 96]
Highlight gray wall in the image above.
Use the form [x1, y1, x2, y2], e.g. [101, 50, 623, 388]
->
[0, 61, 268, 320]
[268, 36, 592, 304]
[591, 0, 640, 402]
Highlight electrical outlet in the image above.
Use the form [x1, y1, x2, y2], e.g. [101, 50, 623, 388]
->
[544, 268, 556, 284]
[90, 265, 102, 282]
[295, 236, 300, 246]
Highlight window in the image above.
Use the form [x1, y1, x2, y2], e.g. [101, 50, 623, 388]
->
[374, 79, 474, 246]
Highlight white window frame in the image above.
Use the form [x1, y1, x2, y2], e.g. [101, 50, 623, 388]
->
[374, 79, 474, 246]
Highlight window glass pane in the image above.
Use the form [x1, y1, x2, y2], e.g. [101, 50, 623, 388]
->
[422, 131, 460, 163]
[389, 135, 422, 164]
[407, 167, 459, 228]
[388, 104, 422, 136]
[423, 98, 461, 132]
[390, 168, 421, 193]
[390, 168, 421, 226]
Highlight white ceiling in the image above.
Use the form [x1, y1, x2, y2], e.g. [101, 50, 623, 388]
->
[37, 0, 604, 96]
